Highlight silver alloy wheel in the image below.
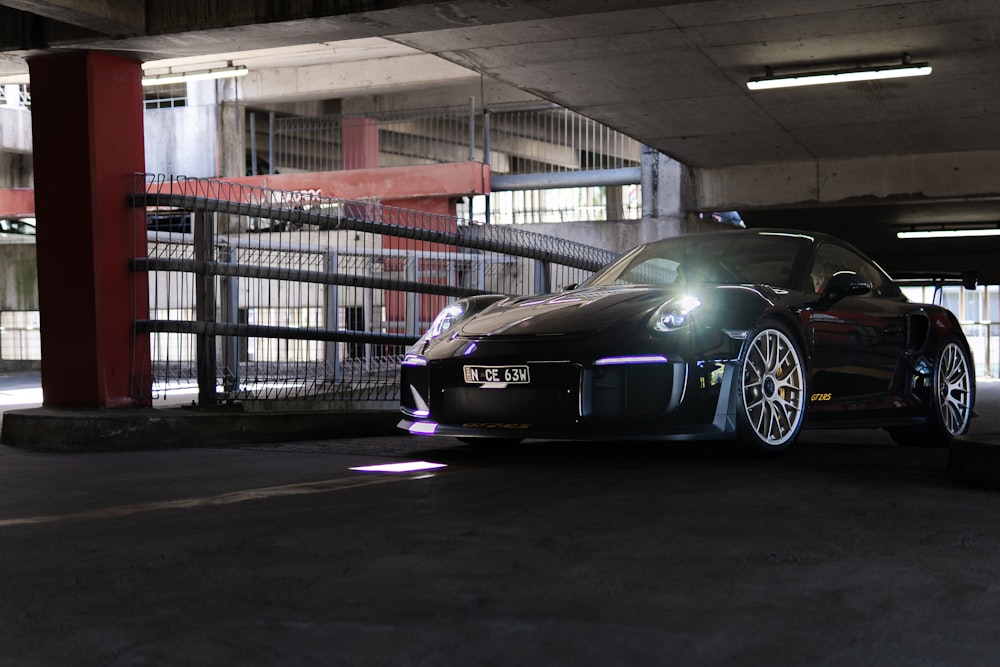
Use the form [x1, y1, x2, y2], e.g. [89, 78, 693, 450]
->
[936, 341, 973, 435]
[741, 328, 805, 446]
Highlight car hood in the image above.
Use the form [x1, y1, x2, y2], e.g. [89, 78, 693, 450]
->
[458, 286, 680, 337]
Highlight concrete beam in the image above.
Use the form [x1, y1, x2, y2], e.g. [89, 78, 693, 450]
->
[0, 0, 143, 35]
[694, 151, 1000, 212]
[241, 54, 479, 104]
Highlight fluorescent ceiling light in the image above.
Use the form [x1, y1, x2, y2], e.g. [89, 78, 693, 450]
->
[748, 57, 931, 91]
[897, 229, 1000, 239]
[142, 65, 247, 87]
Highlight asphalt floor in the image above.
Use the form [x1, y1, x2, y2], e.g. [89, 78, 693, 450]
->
[1, 372, 1000, 666]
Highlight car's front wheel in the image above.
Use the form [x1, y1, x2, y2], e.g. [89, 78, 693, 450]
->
[736, 322, 807, 455]
[889, 336, 975, 447]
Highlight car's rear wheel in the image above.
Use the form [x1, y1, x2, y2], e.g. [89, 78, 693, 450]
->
[889, 337, 974, 447]
[736, 322, 806, 455]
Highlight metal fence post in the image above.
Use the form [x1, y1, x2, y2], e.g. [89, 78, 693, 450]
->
[219, 242, 240, 395]
[405, 254, 418, 336]
[483, 109, 491, 166]
[987, 322, 994, 377]
[249, 113, 257, 176]
[193, 211, 217, 406]
[468, 97, 476, 161]
[325, 250, 340, 383]
[268, 111, 275, 175]
[364, 257, 375, 372]
[534, 260, 550, 295]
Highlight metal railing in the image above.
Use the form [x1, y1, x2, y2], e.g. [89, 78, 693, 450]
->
[258, 101, 644, 224]
[0, 311, 40, 361]
[961, 322, 1000, 378]
[484, 101, 641, 175]
[131, 174, 618, 406]
[0, 84, 30, 109]
[263, 101, 641, 176]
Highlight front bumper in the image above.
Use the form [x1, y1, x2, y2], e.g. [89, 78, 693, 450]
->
[399, 357, 743, 442]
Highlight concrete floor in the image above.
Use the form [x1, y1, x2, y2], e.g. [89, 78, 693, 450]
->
[1, 377, 999, 666]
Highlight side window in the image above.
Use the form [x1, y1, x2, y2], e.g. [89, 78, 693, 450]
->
[810, 243, 889, 297]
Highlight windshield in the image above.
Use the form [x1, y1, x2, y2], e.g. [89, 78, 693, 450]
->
[581, 232, 812, 289]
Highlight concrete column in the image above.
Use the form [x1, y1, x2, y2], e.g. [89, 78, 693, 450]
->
[640, 145, 694, 238]
[342, 117, 379, 169]
[216, 76, 246, 233]
[26, 51, 151, 408]
[216, 77, 245, 178]
[606, 185, 625, 221]
[0, 153, 33, 188]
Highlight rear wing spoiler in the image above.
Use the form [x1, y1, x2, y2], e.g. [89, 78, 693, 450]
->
[892, 269, 977, 290]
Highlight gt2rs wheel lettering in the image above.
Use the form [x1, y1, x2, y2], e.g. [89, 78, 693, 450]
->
[937, 341, 972, 436]
[741, 327, 805, 447]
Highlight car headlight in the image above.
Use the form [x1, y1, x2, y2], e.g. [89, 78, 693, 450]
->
[426, 302, 466, 339]
[651, 295, 702, 332]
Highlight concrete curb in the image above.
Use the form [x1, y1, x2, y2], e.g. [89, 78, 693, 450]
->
[0, 406, 402, 452]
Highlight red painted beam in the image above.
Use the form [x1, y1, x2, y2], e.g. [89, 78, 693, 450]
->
[0, 188, 35, 217]
[167, 162, 491, 202]
[7, 162, 491, 216]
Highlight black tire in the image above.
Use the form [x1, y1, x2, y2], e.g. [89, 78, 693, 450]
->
[735, 321, 807, 456]
[889, 336, 975, 447]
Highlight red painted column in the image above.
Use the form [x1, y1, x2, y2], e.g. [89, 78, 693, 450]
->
[26, 51, 151, 408]
[342, 117, 379, 169]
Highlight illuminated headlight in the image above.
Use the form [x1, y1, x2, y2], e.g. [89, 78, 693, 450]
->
[651, 295, 702, 332]
[426, 302, 466, 339]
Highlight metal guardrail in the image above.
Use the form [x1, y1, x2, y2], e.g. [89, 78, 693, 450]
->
[265, 101, 641, 176]
[131, 174, 618, 406]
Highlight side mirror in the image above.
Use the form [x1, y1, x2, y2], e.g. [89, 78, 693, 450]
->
[825, 271, 872, 297]
[813, 271, 871, 309]
[561, 283, 578, 291]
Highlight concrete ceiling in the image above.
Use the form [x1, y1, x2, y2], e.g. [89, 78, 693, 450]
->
[2, 0, 1000, 278]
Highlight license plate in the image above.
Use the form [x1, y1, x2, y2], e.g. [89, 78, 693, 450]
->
[463, 365, 530, 385]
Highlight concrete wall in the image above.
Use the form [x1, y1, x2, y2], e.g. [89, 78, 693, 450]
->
[0, 106, 31, 154]
[0, 151, 32, 187]
[144, 105, 218, 178]
[527, 213, 725, 258]
[0, 238, 37, 311]
[695, 150, 1000, 212]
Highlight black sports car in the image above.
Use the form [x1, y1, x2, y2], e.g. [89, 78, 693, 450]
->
[399, 229, 976, 454]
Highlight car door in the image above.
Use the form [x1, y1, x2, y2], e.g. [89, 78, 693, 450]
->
[803, 242, 907, 408]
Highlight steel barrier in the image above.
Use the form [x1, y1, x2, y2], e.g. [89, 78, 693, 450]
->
[131, 174, 618, 406]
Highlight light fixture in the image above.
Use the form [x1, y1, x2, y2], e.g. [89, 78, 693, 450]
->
[142, 65, 248, 87]
[747, 54, 931, 91]
[897, 228, 1000, 239]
